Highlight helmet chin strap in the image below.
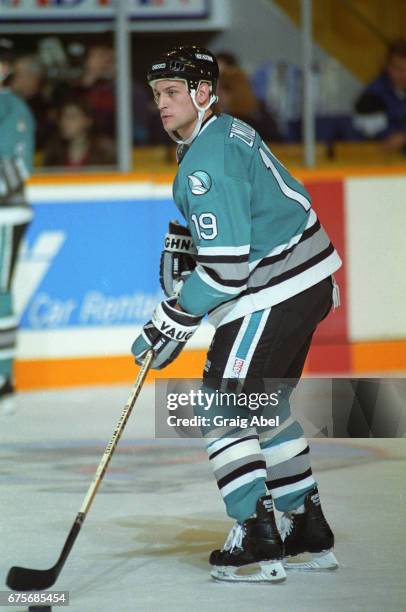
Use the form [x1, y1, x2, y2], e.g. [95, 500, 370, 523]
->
[168, 86, 218, 146]
[0, 63, 12, 84]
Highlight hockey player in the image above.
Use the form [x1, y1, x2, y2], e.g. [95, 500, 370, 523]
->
[0, 39, 34, 414]
[132, 46, 341, 582]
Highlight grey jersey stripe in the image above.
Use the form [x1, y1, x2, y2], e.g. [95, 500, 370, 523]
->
[214, 453, 266, 481]
[0, 331, 17, 348]
[201, 261, 250, 284]
[265, 450, 311, 481]
[248, 225, 331, 289]
[207, 248, 341, 327]
[198, 223, 327, 289]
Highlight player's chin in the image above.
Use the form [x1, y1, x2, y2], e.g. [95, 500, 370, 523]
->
[162, 117, 175, 130]
[165, 124, 179, 135]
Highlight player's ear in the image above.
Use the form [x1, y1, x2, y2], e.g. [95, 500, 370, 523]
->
[197, 82, 210, 106]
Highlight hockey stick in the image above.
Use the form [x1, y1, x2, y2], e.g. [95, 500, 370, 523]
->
[6, 349, 154, 592]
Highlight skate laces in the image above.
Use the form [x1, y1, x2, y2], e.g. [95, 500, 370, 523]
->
[279, 512, 294, 541]
[223, 522, 246, 552]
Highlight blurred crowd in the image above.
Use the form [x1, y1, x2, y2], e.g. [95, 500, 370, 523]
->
[9, 41, 121, 168]
[353, 39, 406, 153]
[5, 36, 406, 169]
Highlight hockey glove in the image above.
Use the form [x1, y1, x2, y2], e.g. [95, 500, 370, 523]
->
[160, 220, 197, 297]
[131, 297, 202, 370]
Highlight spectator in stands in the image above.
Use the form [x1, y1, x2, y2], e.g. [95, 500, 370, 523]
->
[354, 39, 406, 153]
[74, 44, 116, 139]
[74, 43, 149, 145]
[10, 54, 52, 150]
[133, 80, 151, 145]
[216, 64, 281, 142]
[43, 99, 115, 168]
[216, 51, 239, 73]
[11, 55, 43, 101]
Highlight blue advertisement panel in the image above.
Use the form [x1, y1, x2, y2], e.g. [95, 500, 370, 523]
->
[18, 198, 180, 330]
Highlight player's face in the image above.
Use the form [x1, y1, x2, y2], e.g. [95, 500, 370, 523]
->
[153, 79, 198, 139]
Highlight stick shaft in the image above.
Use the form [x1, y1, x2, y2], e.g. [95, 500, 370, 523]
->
[79, 350, 154, 516]
[6, 342, 154, 592]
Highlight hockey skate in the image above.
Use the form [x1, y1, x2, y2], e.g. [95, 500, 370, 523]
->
[279, 486, 338, 571]
[0, 377, 16, 416]
[210, 495, 286, 583]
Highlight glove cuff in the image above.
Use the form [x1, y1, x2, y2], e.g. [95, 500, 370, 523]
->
[152, 298, 202, 342]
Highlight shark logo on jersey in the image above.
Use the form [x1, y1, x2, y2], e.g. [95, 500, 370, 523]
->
[187, 171, 212, 195]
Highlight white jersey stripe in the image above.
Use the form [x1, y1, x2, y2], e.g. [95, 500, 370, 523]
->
[270, 475, 316, 499]
[196, 265, 244, 295]
[197, 244, 250, 257]
[238, 309, 270, 379]
[210, 250, 342, 328]
[263, 210, 317, 259]
[0, 315, 18, 330]
[223, 315, 252, 378]
[248, 210, 318, 272]
[220, 469, 267, 498]
[210, 438, 262, 471]
[259, 147, 311, 211]
[262, 438, 308, 466]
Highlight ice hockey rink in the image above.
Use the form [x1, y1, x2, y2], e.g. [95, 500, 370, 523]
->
[1, 383, 405, 612]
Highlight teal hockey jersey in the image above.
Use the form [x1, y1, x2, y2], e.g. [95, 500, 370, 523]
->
[0, 89, 34, 171]
[174, 114, 342, 327]
[0, 89, 35, 224]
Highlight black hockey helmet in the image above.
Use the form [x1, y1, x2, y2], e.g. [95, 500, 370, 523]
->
[147, 45, 219, 95]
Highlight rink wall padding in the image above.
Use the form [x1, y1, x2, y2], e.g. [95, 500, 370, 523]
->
[14, 167, 406, 389]
[15, 350, 207, 390]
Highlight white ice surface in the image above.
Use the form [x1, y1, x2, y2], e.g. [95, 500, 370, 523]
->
[0, 384, 405, 612]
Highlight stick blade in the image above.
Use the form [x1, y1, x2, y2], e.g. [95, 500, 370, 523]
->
[6, 565, 57, 591]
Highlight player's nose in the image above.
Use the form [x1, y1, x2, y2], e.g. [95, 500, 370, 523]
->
[157, 95, 168, 110]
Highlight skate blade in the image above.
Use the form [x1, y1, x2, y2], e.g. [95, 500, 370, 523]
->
[211, 560, 286, 583]
[284, 550, 339, 571]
